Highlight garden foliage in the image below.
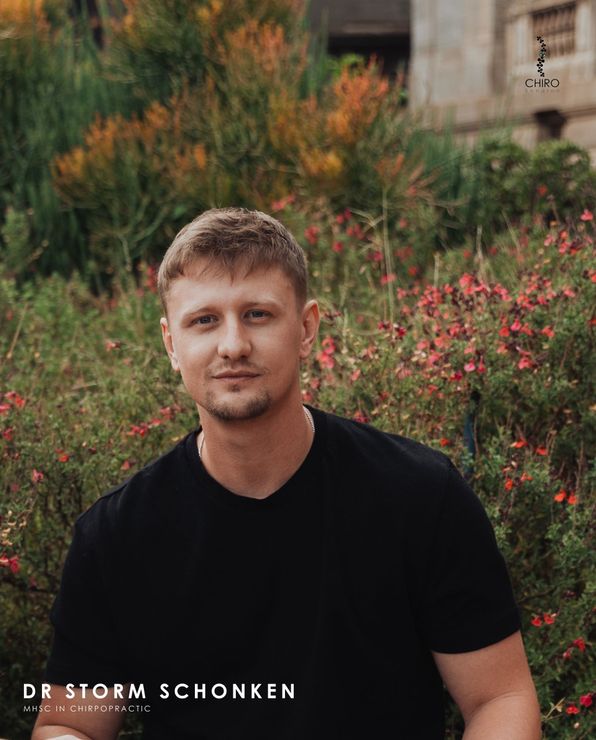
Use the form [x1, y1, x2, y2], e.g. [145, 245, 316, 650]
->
[2, 0, 595, 287]
[0, 1, 595, 738]
[1, 208, 594, 738]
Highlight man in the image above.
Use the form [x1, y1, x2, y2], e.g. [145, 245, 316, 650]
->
[33, 208, 541, 739]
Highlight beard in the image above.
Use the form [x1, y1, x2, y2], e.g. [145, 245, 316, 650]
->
[200, 388, 273, 422]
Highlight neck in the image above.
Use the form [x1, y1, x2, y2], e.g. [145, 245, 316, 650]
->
[197, 396, 314, 499]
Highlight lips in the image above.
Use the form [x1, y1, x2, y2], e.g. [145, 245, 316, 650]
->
[213, 372, 259, 379]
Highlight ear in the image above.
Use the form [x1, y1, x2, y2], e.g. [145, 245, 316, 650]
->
[160, 317, 180, 373]
[299, 299, 320, 360]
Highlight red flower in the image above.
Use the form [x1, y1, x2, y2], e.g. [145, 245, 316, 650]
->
[511, 439, 528, 448]
[332, 241, 343, 253]
[464, 362, 476, 373]
[530, 616, 542, 627]
[535, 447, 548, 456]
[380, 273, 396, 286]
[510, 318, 522, 332]
[562, 648, 572, 659]
[518, 356, 533, 370]
[553, 490, 567, 503]
[504, 478, 514, 491]
[271, 194, 295, 212]
[321, 336, 336, 355]
[567, 494, 577, 505]
[573, 638, 586, 652]
[543, 612, 557, 624]
[55, 449, 70, 463]
[541, 326, 555, 338]
[304, 225, 320, 246]
[536, 184, 548, 197]
[439, 438, 450, 447]
[316, 351, 334, 370]
[566, 705, 580, 715]
[580, 209, 593, 222]
[579, 694, 593, 708]
[0, 554, 20, 574]
[350, 369, 361, 382]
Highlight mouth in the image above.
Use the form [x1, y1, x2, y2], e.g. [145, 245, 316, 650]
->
[213, 373, 260, 380]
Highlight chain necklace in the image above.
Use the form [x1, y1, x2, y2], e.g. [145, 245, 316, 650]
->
[198, 406, 315, 460]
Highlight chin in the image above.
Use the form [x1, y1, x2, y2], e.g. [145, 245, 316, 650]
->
[201, 390, 273, 422]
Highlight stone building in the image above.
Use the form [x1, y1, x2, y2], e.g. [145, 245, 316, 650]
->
[310, 1, 596, 161]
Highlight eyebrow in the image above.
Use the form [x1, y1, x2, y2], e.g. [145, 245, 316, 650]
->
[180, 299, 284, 324]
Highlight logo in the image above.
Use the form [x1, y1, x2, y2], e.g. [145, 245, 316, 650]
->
[525, 36, 560, 89]
[536, 36, 547, 76]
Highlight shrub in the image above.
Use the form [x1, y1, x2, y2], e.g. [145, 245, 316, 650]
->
[0, 211, 594, 738]
[0, 0, 134, 280]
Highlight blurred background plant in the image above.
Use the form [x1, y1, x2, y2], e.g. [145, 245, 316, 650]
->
[0, 1, 595, 738]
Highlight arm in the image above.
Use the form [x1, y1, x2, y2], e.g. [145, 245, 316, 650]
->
[31, 684, 129, 740]
[432, 631, 542, 739]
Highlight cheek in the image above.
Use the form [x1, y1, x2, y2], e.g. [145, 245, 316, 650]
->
[176, 340, 210, 371]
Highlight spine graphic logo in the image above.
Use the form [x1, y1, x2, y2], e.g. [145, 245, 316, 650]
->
[536, 36, 547, 77]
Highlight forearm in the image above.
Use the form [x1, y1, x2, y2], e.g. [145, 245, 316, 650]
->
[463, 692, 542, 740]
[31, 726, 93, 740]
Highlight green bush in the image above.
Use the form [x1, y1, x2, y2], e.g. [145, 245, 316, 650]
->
[2, 1, 596, 295]
[0, 0, 135, 280]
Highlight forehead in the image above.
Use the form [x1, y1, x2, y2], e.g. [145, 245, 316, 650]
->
[166, 258, 295, 317]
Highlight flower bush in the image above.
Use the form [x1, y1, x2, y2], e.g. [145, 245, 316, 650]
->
[1, 208, 594, 738]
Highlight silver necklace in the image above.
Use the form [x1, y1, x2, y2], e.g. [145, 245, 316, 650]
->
[198, 406, 315, 459]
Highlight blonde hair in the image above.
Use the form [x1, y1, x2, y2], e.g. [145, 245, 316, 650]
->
[157, 207, 308, 316]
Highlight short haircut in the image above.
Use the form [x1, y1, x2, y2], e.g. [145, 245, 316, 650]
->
[157, 208, 308, 316]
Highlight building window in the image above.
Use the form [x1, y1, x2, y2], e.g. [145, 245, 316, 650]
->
[534, 109, 567, 141]
[532, 3, 576, 57]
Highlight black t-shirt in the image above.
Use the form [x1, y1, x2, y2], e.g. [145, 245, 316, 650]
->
[44, 405, 521, 739]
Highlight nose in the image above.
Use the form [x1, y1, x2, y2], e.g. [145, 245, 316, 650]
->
[217, 317, 252, 361]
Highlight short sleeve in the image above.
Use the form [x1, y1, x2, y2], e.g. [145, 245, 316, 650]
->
[44, 505, 131, 686]
[420, 460, 521, 653]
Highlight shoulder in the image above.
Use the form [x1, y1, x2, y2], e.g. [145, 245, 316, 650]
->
[317, 406, 452, 490]
[75, 430, 195, 536]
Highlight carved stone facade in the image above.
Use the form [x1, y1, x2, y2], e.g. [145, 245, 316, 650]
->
[409, 0, 596, 160]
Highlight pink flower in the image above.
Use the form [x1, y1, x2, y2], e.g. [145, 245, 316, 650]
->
[580, 209, 593, 222]
[31, 469, 44, 484]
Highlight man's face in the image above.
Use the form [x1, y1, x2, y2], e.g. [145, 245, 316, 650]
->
[160, 258, 319, 422]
